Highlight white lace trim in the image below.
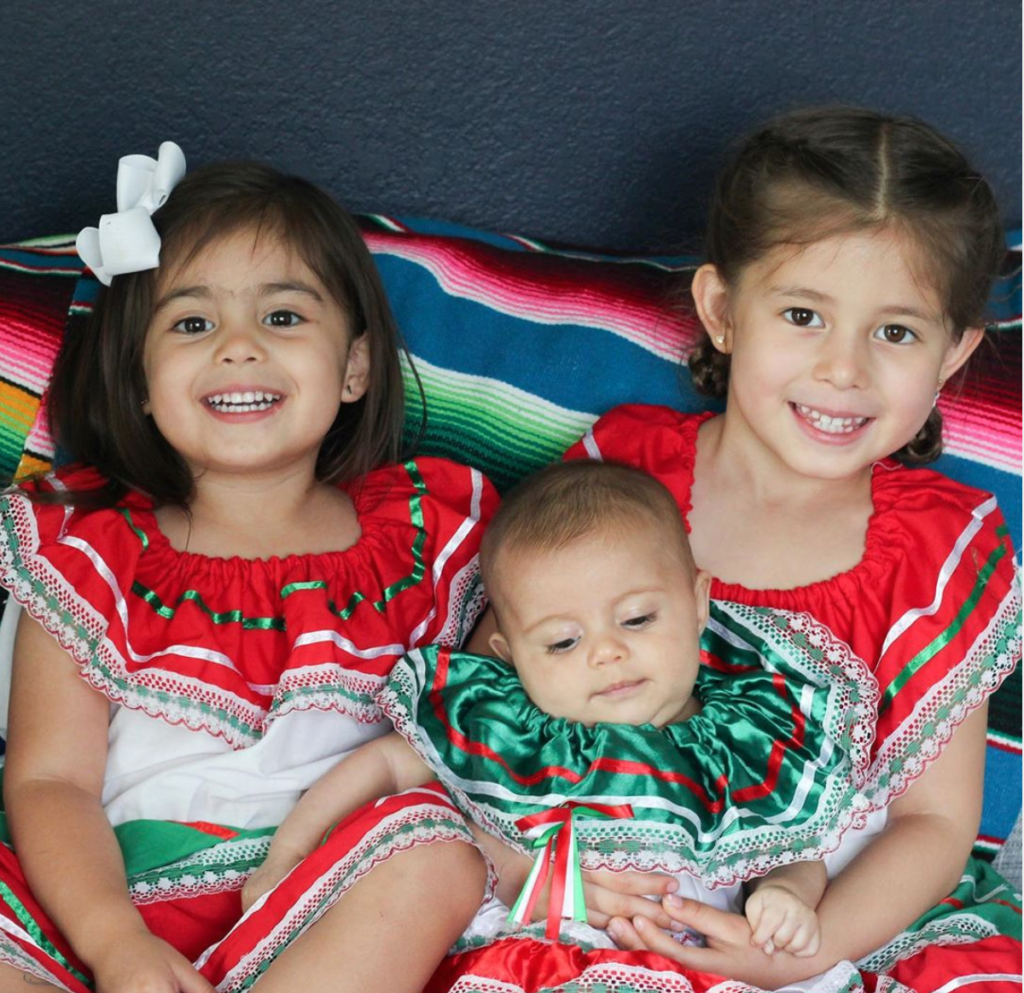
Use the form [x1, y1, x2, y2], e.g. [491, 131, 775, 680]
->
[0, 927, 76, 990]
[128, 834, 270, 905]
[857, 912, 1002, 973]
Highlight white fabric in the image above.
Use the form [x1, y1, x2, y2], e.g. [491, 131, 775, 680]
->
[2, 596, 387, 828]
[0, 600, 20, 740]
[992, 812, 1023, 890]
[102, 703, 387, 828]
[822, 806, 889, 875]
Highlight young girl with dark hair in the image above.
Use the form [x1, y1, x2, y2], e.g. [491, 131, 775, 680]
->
[447, 107, 1021, 993]
[0, 146, 496, 993]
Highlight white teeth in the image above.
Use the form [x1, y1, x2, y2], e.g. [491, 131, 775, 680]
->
[206, 391, 281, 413]
[795, 404, 869, 434]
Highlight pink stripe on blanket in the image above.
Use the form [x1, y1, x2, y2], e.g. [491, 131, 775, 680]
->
[363, 230, 699, 360]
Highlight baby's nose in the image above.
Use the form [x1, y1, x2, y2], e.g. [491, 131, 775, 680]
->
[590, 634, 628, 666]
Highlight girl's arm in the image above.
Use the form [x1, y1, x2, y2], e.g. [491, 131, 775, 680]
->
[4, 614, 214, 993]
[242, 732, 433, 910]
[608, 704, 988, 986]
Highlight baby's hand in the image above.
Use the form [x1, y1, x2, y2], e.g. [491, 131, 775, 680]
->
[241, 850, 304, 914]
[744, 883, 821, 957]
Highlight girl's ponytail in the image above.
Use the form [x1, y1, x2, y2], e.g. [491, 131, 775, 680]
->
[687, 337, 730, 398]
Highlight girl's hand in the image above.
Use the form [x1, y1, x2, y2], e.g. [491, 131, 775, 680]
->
[470, 825, 674, 930]
[607, 895, 827, 988]
[578, 868, 677, 930]
[241, 850, 303, 913]
[90, 929, 216, 993]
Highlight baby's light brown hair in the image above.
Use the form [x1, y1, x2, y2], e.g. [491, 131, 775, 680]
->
[480, 460, 695, 622]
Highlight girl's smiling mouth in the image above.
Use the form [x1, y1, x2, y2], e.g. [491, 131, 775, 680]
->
[790, 402, 872, 437]
[203, 389, 284, 414]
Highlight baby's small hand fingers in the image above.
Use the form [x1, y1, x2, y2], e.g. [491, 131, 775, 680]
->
[744, 894, 764, 932]
[766, 913, 803, 951]
[749, 904, 786, 950]
[793, 924, 822, 958]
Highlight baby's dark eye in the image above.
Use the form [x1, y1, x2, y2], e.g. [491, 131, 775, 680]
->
[875, 324, 917, 345]
[782, 308, 824, 328]
[545, 637, 579, 655]
[622, 613, 655, 630]
[265, 310, 302, 328]
[172, 316, 214, 335]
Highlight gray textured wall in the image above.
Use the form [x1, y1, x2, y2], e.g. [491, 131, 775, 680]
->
[4, 1, 1020, 253]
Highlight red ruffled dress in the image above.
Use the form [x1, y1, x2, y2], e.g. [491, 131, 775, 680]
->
[427, 407, 1022, 993]
[0, 458, 498, 992]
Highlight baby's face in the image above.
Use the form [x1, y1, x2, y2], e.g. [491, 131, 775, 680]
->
[488, 525, 710, 728]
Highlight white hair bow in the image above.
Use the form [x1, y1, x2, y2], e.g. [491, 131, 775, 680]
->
[76, 141, 187, 286]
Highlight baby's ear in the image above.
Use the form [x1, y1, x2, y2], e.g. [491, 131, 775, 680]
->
[693, 570, 712, 633]
[488, 631, 514, 663]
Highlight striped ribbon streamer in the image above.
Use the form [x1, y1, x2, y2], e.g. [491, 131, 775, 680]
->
[507, 802, 634, 940]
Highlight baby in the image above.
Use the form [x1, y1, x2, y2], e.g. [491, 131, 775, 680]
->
[244, 461, 828, 958]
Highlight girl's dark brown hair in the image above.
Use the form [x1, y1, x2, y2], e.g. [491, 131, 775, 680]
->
[47, 162, 420, 507]
[688, 105, 1005, 463]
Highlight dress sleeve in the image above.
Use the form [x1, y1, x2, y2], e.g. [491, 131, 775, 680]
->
[863, 478, 1021, 805]
[564, 405, 706, 520]
[0, 467, 147, 671]
[385, 457, 500, 651]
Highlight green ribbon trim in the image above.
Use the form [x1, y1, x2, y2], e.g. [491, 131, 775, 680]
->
[0, 878, 92, 986]
[119, 507, 149, 549]
[130, 582, 286, 630]
[879, 542, 1007, 714]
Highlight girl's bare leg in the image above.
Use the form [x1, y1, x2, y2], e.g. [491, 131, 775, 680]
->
[254, 840, 487, 993]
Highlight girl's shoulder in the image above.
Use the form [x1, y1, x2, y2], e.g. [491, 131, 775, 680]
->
[9, 457, 497, 570]
[350, 457, 498, 526]
[869, 458, 1010, 551]
[568, 404, 711, 460]
[565, 404, 712, 512]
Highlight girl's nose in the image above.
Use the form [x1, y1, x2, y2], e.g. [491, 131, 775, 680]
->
[813, 329, 868, 390]
[213, 322, 268, 364]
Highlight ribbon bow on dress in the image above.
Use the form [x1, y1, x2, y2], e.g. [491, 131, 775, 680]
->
[508, 801, 634, 941]
[76, 141, 186, 286]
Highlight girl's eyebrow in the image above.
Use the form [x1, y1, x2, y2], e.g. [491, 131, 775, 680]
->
[153, 285, 211, 312]
[769, 285, 937, 321]
[769, 285, 833, 303]
[260, 281, 324, 301]
[153, 281, 325, 313]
